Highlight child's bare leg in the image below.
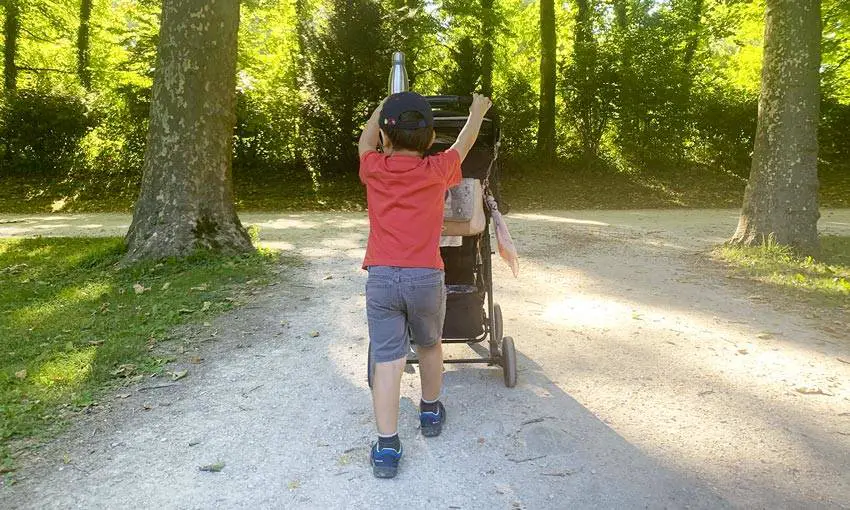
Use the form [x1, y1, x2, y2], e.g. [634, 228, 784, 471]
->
[371, 357, 406, 435]
[416, 341, 443, 402]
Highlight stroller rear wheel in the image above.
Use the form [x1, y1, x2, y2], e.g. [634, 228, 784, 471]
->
[491, 303, 503, 344]
[501, 336, 517, 388]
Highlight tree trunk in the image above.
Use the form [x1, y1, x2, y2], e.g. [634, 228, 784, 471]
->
[730, 0, 821, 254]
[125, 0, 252, 261]
[536, 0, 556, 160]
[480, 0, 494, 97]
[4, 0, 19, 92]
[573, 0, 601, 162]
[77, 0, 93, 90]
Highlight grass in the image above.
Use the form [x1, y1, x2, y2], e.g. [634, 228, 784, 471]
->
[2, 161, 847, 214]
[716, 235, 850, 309]
[0, 237, 285, 473]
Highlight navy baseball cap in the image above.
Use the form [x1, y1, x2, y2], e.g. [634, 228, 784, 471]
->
[380, 92, 434, 130]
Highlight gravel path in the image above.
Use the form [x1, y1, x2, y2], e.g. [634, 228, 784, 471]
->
[1, 209, 849, 509]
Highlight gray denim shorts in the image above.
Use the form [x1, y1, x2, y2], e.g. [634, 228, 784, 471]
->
[366, 266, 446, 363]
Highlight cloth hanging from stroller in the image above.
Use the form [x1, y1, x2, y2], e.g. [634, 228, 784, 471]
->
[486, 192, 519, 277]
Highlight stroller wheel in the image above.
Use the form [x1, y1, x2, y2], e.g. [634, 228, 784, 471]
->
[501, 336, 517, 388]
[491, 303, 503, 344]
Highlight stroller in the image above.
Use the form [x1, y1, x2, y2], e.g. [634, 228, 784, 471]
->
[368, 95, 518, 388]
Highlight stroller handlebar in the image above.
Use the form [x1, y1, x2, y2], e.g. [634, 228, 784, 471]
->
[426, 95, 473, 108]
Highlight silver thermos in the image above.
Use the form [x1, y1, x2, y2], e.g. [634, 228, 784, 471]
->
[388, 51, 409, 94]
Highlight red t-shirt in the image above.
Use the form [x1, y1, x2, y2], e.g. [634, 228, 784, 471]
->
[359, 149, 462, 270]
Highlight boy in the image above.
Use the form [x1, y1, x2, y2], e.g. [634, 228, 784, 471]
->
[358, 91, 492, 478]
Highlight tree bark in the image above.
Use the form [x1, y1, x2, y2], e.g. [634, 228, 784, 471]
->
[730, 0, 821, 254]
[77, 0, 93, 90]
[535, 0, 556, 160]
[4, 0, 19, 92]
[125, 0, 252, 261]
[480, 0, 494, 97]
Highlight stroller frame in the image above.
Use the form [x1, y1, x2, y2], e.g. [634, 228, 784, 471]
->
[367, 95, 518, 388]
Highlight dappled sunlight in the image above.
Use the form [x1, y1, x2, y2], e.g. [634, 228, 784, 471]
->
[258, 240, 296, 251]
[33, 346, 97, 390]
[253, 217, 320, 230]
[512, 212, 610, 227]
[492, 252, 850, 496]
[10, 281, 111, 328]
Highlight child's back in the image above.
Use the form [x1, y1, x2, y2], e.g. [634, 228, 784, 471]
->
[357, 92, 492, 479]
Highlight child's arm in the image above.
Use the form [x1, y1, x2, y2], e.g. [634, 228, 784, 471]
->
[358, 100, 385, 158]
[450, 93, 492, 162]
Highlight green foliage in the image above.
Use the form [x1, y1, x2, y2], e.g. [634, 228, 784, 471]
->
[0, 89, 92, 176]
[0, 0, 849, 208]
[0, 237, 282, 454]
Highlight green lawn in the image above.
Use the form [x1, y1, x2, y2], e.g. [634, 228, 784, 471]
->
[716, 235, 850, 309]
[0, 238, 285, 474]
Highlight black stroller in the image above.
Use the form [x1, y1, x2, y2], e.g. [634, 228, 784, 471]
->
[368, 95, 518, 388]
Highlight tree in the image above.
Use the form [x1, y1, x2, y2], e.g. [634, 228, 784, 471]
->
[535, 0, 556, 160]
[76, 0, 93, 90]
[3, 0, 19, 91]
[730, 0, 821, 254]
[125, 0, 252, 261]
[302, 0, 389, 174]
[480, 0, 494, 97]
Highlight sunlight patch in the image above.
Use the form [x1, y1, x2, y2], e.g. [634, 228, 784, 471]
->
[34, 346, 97, 389]
[512, 213, 610, 227]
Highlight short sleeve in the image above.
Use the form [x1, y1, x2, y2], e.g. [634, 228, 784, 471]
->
[430, 149, 462, 188]
[359, 151, 381, 183]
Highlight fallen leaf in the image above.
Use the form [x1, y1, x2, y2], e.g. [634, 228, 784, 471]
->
[189, 356, 203, 364]
[14, 369, 26, 379]
[288, 480, 301, 490]
[323, 275, 333, 280]
[795, 386, 833, 396]
[161, 282, 171, 291]
[756, 333, 772, 340]
[170, 370, 188, 381]
[737, 348, 749, 355]
[199, 462, 225, 472]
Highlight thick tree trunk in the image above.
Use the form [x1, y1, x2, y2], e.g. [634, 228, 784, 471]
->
[535, 0, 556, 160]
[4, 0, 19, 91]
[480, 0, 494, 97]
[77, 0, 93, 90]
[125, 0, 252, 261]
[730, 0, 821, 254]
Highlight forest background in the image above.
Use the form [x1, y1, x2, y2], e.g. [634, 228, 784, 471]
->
[1, 0, 848, 212]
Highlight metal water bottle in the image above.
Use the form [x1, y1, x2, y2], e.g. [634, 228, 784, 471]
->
[388, 51, 409, 95]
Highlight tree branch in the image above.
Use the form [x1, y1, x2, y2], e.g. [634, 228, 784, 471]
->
[17, 66, 75, 75]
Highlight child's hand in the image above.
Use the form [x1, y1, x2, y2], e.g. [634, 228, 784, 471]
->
[469, 93, 492, 117]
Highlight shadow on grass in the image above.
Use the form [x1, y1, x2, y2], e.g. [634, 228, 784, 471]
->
[0, 237, 283, 463]
[715, 235, 850, 310]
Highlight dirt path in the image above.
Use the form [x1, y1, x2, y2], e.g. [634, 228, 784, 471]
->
[2, 210, 849, 509]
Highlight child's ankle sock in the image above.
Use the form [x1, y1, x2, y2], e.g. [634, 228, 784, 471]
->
[420, 398, 441, 414]
[377, 433, 400, 451]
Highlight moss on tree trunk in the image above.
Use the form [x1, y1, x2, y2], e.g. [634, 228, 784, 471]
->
[125, 0, 252, 261]
[731, 0, 821, 254]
